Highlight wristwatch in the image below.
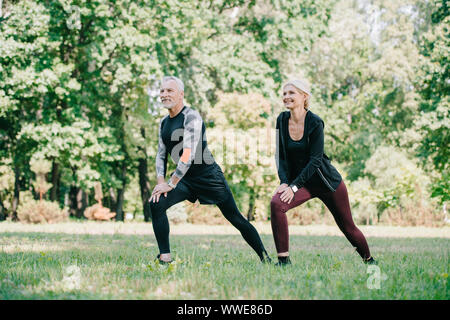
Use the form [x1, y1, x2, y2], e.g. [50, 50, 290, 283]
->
[167, 179, 177, 189]
[290, 185, 298, 193]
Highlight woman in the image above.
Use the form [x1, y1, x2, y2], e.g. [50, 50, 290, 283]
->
[271, 79, 376, 266]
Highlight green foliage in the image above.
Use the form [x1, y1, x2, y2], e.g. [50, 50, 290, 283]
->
[430, 172, 450, 205]
[413, 0, 449, 205]
[304, 0, 426, 178]
[0, 0, 447, 224]
[18, 121, 123, 190]
[362, 145, 437, 221]
[348, 177, 382, 225]
[0, 159, 15, 216]
[29, 157, 53, 198]
[123, 174, 143, 218]
[207, 92, 278, 219]
[167, 202, 188, 224]
[29, 158, 52, 176]
[0, 160, 14, 194]
[208, 92, 270, 129]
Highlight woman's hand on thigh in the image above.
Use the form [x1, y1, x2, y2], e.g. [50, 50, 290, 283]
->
[280, 187, 294, 204]
[274, 183, 289, 196]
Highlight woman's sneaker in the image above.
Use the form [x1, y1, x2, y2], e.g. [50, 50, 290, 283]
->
[275, 256, 292, 266]
[364, 256, 377, 265]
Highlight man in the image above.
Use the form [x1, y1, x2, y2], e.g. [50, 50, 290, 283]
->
[149, 76, 271, 264]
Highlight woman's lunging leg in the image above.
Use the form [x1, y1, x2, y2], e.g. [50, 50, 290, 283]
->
[320, 181, 371, 260]
[270, 188, 313, 254]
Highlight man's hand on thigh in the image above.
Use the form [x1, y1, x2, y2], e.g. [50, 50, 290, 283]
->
[150, 183, 171, 203]
[150, 191, 168, 203]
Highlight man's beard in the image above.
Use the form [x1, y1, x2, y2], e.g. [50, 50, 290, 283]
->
[162, 101, 176, 109]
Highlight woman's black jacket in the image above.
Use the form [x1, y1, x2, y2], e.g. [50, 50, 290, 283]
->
[275, 110, 342, 192]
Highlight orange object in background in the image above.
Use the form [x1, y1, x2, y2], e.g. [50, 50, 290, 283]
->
[84, 204, 116, 221]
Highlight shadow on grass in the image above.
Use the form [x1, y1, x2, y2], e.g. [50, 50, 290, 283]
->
[1, 231, 449, 258]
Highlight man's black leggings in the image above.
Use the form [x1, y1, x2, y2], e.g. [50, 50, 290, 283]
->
[149, 185, 267, 260]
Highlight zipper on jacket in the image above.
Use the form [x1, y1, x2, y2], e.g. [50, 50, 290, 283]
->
[317, 168, 336, 192]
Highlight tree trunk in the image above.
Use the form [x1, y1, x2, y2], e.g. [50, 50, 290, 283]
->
[76, 189, 87, 219]
[0, 195, 6, 221]
[109, 188, 117, 212]
[138, 127, 152, 221]
[115, 187, 125, 221]
[50, 161, 60, 202]
[69, 185, 78, 217]
[11, 165, 20, 221]
[138, 158, 152, 222]
[247, 190, 255, 221]
[115, 163, 127, 221]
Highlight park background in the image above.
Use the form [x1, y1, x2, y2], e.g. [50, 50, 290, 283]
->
[0, 0, 448, 226]
[0, 0, 448, 301]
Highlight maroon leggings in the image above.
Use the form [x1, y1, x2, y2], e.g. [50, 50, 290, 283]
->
[270, 181, 371, 260]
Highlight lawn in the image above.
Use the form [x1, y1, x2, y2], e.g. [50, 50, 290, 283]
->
[0, 221, 448, 300]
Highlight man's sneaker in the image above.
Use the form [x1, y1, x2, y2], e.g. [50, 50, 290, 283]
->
[364, 256, 377, 265]
[156, 254, 173, 265]
[260, 251, 273, 264]
[275, 256, 292, 266]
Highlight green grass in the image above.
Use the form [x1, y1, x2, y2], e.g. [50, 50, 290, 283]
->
[0, 224, 448, 300]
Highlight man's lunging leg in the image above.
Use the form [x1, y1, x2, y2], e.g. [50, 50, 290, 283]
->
[216, 192, 269, 261]
[149, 187, 190, 256]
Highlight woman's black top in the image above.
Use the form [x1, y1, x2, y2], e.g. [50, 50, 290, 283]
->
[276, 110, 342, 192]
[286, 129, 308, 180]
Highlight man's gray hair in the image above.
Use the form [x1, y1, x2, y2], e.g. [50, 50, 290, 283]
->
[162, 76, 184, 92]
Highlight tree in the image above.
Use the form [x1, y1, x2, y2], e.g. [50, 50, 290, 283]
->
[414, 0, 449, 205]
[207, 92, 276, 221]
